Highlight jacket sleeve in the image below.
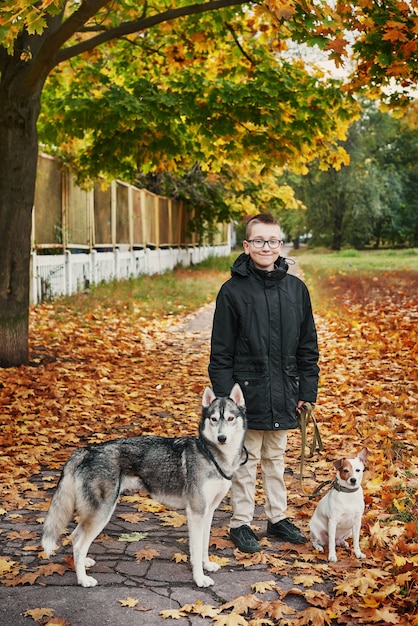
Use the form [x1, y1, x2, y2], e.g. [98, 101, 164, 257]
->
[296, 286, 320, 402]
[208, 285, 238, 397]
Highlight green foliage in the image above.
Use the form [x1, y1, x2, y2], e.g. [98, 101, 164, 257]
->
[286, 101, 418, 250]
[38, 36, 357, 183]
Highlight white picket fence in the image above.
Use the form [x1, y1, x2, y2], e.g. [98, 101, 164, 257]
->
[31, 244, 231, 305]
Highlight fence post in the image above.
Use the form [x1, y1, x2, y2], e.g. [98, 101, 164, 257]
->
[111, 181, 117, 249]
[31, 251, 38, 305]
[128, 185, 134, 251]
[91, 249, 97, 286]
[65, 250, 72, 295]
[114, 247, 120, 279]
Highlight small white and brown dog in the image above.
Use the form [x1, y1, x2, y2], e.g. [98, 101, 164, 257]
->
[309, 447, 368, 562]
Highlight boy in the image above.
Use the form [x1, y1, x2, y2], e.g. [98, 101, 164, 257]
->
[209, 214, 319, 552]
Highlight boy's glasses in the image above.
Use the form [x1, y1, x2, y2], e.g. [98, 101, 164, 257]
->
[247, 239, 282, 249]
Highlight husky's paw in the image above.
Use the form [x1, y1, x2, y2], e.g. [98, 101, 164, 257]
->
[78, 575, 98, 588]
[311, 542, 324, 553]
[85, 557, 96, 567]
[328, 555, 338, 563]
[354, 550, 366, 559]
[204, 561, 220, 573]
[195, 574, 215, 588]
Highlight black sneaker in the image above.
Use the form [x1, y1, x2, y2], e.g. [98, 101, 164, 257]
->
[267, 519, 307, 544]
[230, 525, 261, 553]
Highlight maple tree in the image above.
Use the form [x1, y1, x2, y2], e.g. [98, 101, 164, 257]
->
[1, 1, 417, 367]
[0, 258, 417, 624]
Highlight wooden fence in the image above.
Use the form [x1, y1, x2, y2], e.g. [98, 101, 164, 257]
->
[33, 153, 228, 250]
[30, 154, 232, 303]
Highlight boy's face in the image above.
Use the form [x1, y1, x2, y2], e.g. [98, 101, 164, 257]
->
[243, 223, 283, 271]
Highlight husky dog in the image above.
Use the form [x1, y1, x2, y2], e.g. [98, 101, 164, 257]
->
[42, 384, 247, 588]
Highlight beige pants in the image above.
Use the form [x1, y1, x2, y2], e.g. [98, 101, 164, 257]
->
[230, 429, 288, 528]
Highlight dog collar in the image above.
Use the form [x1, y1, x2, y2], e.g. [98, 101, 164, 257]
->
[332, 480, 360, 493]
[196, 437, 248, 480]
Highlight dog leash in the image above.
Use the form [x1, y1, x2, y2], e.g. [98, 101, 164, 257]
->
[196, 437, 248, 480]
[298, 402, 324, 497]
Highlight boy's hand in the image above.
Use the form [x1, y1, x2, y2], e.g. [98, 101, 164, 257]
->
[295, 401, 304, 414]
[296, 400, 314, 414]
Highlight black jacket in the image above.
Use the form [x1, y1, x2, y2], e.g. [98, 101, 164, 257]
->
[209, 253, 319, 430]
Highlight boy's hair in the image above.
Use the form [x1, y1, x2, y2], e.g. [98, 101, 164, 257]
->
[245, 214, 280, 240]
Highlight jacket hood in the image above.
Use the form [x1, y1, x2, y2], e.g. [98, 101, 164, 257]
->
[231, 252, 289, 280]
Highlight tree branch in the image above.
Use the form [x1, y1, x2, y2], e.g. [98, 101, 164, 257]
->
[225, 21, 255, 65]
[54, 0, 251, 65]
[17, 0, 110, 94]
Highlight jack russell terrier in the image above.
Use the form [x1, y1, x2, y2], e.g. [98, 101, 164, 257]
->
[309, 447, 368, 562]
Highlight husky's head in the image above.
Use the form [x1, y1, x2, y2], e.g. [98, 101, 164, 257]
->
[200, 384, 246, 446]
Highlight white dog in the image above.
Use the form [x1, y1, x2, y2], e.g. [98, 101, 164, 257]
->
[309, 447, 368, 562]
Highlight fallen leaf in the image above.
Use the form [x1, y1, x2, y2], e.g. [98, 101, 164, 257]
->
[134, 548, 160, 561]
[118, 597, 139, 608]
[118, 531, 148, 542]
[24, 607, 54, 620]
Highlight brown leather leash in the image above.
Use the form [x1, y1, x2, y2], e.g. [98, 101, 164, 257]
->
[298, 402, 325, 497]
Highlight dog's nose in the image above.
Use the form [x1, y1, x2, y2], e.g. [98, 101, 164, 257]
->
[218, 434, 227, 444]
[350, 477, 357, 485]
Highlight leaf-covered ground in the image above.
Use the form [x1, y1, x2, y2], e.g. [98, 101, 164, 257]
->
[0, 270, 417, 625]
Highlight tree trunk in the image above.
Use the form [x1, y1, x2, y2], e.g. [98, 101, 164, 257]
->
[331, 202, 344, 251]
[0, 89, 40, 367]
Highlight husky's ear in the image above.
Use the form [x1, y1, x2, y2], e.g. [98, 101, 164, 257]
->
[229, 383, 245, 408]
[202, 386, 216, 407]
[358, 447, 368, 465]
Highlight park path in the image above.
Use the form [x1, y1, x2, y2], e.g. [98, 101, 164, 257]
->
[0, 246, 325, 626]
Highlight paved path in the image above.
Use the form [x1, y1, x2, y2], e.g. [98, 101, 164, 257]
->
[1, 245, 323, 626]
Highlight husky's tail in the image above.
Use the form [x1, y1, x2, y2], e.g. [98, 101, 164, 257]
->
[42, 463, 77, 557]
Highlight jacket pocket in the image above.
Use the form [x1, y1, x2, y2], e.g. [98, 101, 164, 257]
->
[283, 356, 300, 407]
[233, 357, 269, 415]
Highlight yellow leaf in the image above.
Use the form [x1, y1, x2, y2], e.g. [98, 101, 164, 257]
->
[0, 557, 18, 575]
[157, 510, 187, 527]
[118, 597, 139, 608]
[24, 607, 54, 620]
[392, 497, 406, 512]
[210, 555, 230, 567]
[293, 574, 323, 587]
[134, 548, 160, 561]
[251, 580, 277, 593]
[117, 512, 144, 524]
[160, 608, 187, 619]
[372, 607, 402, 624]
[180, 602, 220, 618]
[393, 554, 407, 567]
[212, 613, 249, 625]
[171, 552, 188, 563]
[252, 599, 295, 619]
[220, 594, 260, 613]
[44, 618, 70, 626]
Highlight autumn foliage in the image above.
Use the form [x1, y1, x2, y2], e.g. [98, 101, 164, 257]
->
[0, 266, 417, 625]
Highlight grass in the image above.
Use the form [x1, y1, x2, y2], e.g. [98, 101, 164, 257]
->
[53, 261, 233, 321]
[50, 248, 417, 320]
[291, 247, 418, 311]
[292, 247, 418, 274]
